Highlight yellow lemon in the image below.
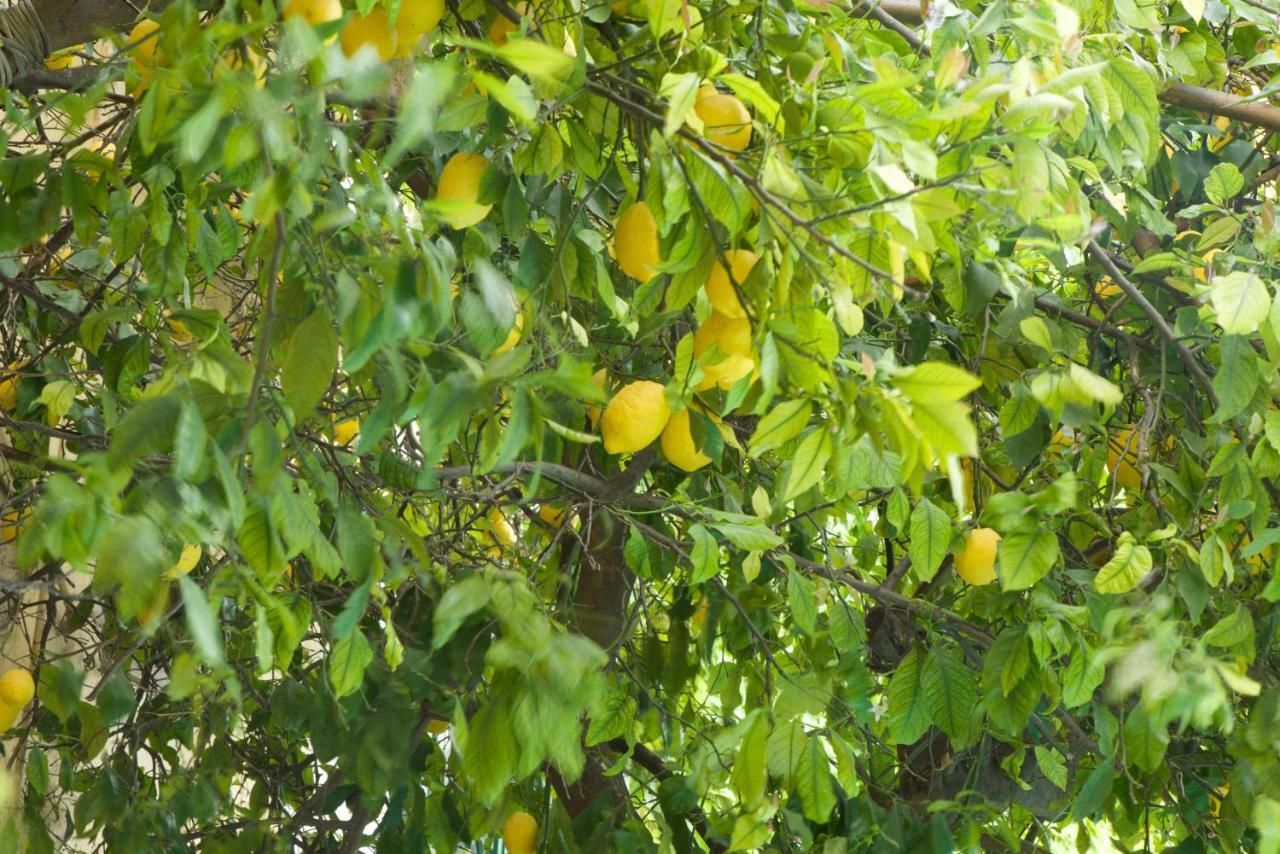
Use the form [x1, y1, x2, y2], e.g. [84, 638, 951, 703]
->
[165, 544, 202, 579]
[0, 669, 35, 708]
[955, 527, 1000, 585]
[1094, 277, 1122, 298]
[333, 418, 360, 446]
[0, 702, 19, 733]
[601, 380, 672, 454]
[537, 503, 567, 527]
[695, 353, 755, 391]
[127, 19, 163, 94]
[503, 811, 538, 854]
[426, 718, 450, 734]
[283, 0, 344, 25]
[586, 368, 608, 428]
[0, 507, 28, 545]
[661, 407, 714, 472]
[0, 365, 20, 412]
[491, 309, 524, 356]
[394, 0, 444, 55]
[613, 201, 661, 281]
[488, 4, 529, 45]
[45, 49, 80, 70]
[695, 90, 752, 152]
[342, 10, 397, 60]
[487, 508, 517, 550]
[704, 249, 757, 318]
[693, 311, 752, 359]
[1105, 427, 1145, 493]
[436, 152, 492, 229]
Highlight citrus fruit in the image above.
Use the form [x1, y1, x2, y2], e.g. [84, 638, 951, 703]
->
[436, 152, 492, 229]
[538, 503, 567, 527]
[165, 543, 202, 579]
[586, 367, 608, 427]
[0, 507, 28, 545]
[341, 10, 397, 60]
[502, 811, 538, 854]
[283, 0, 343, 25]
[394, 0, 444, 54]
[695, 353, 755, 391]
[695, 89, 752, 151]
[613, 201, 661, 281]
[0, 702, 18, 733]
[601, 380, 672, 454]
[487, 508, 516, 549]
[1105, 427, 1144, 493]
[333, 418, 360, 446]
[491, 307, 524, 356]
[0, 366, 19, 412]
[45, 49, 80, 70]
[955, 527, 1000, 585]
[127, 19, 163, 94]
[693, 311, 752, 359]
[0, 669, 35, 708]
[661, 407, 713, 472]
[704, 249, 757, 318]
[488, 4, 529, 45]
[1094, 277, 1122, 298]
[426, 718, 450, 734]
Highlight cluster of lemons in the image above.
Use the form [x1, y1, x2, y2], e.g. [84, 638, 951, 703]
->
[598, 85, 757, 472]
[0, 668, 35, 732]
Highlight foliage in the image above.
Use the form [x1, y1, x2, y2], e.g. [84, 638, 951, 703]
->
[3, 0, 1280, 850]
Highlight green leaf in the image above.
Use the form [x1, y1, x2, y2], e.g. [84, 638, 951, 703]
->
[998, 527, 1060, 591]
[660, 72, 701, 138]
[748, 399, 811, 457]
[913, 399, 979, 458]
[781, 428, 832, 503]
[1062, 649, 1105, 708]
[687, 523, 720, 584]
[1072, 758, 1115, 821]
[924, 648, 978, 747]
[787, 568, 818, 635]
[106, 395, 181, 470]
[793, 736, 836, 823]
[1123, 707, 1169, 774]
[909, 498, 953, 583]
[1204, 162, 1244, 204]
[893, 362, 981, 402]
[719, 73, 780, 125]
[730, 710, 769, 806]
[710, 521, 783, 552]
[328, 631, 373, 698]
[1210, 271, 1270, 335]
[282, 306, 339, 421]
[1034, 746, 1068, 791]
[887, 647, 931, 745]
[177, 575, 225, 667]
[1093, 532, 1153, 593]
[432, 575, 490, 649]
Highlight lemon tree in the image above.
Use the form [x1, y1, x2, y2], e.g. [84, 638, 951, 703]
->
[3, 0, 1280, 850]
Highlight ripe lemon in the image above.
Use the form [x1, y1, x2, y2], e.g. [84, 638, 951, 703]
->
[491, 308, 524, 356]
[487, 508, 517, 549]
[284, 0, 343, 25]
[695, 89, 752, 152]
[704, 249, 757, 318]
[586, 368, 608, 427]
[695, 353, 755, 391]
[1094, 277, 1122, 299]
[613, 201, 661, 281]
[1105, 427, 1144, 493]
[45, 49, 80, 70]
[601, 380, 672, 454]
[0, 669, 35, 708]
[488, 4, 529, 45]
[0, 507, 28, 545]
[342, 10, 397, 60]
[503, 811, 538, 854]
[0, 702, 18, 733]
[127, 19, 162, 94]
[0, 366, 20, 412]
[955, 527, 1000, 585]
[661, 407, 713, 472]
[436, 152, 492, 229]
[538, 503, 567, 527]
[333, 418, 360, 446]
[394, 0, 444, 55]
[165, 543, 202, 579]
[693, 311, 752, 359]
[426, 718, 450, 734]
